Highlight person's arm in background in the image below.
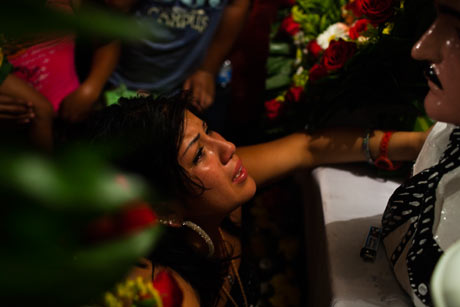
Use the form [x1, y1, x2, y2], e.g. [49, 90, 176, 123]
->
[0, 74, 55, 151]
[0, 94, 34, 124]
[237, 128, 428, 186]
[58, 0, 137, 122]
[0, 51, 33, 124]
[59, 40, 120, 123]
[183, 0, 250, 112]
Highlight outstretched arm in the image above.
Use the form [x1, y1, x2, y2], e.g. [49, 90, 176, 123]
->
[237, 129, 427, 186]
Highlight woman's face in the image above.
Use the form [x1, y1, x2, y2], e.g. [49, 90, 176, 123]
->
[178, 111, 256, 221]
[411, 0, 460, 125]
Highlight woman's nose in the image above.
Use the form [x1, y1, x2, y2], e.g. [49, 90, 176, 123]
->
[411, 20, 443, 63]
[211, 132, 236, 164]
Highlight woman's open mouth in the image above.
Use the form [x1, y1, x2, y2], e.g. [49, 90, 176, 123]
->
[233, 160, 248, 184]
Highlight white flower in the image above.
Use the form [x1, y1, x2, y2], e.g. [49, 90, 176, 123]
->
[316, 22, 350, 49]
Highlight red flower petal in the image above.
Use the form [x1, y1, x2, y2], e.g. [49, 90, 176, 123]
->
[280, 15, 301, 36]
[286, 86, 304, 102]
[349, 19, 370, 40]
[306, 40, 323, 58]
[346, 0, 364, 18]
[322, 39, 357, 71]
[118, 202, 157, 235]
[264, 99, 283, 120]
[355, 0, 397, 25]
[308, 64, 328, 82]
[153, 270, 184, 307]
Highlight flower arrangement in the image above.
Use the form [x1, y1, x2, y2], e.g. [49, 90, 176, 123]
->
[264, 0, 435, 133]
[104, 271, 183, 307]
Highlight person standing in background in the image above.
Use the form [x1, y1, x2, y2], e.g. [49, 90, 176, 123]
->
[3, 0, 120, 123]
[108, 0, 249, 113]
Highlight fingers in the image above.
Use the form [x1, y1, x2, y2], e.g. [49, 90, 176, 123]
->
[0, 111, 35, 124]
[0, 102, 33, 114]
[0, 95, 35, 124]
[183, 71, 216, 111]
[196, 92, 213, 111]
[190, 85, 214, 112]
[0, 113, 33, 120]
[200, 91, 213, 110]
[0, 94, 30, 105]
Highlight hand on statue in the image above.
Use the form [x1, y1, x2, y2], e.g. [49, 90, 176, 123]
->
[59, 82, 98, 123]
[183, 70, 216, 112]
[0, 94, 35, 124]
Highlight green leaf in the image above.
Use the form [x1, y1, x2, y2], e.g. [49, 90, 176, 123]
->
[1, 226, 162, 306]
[265, 57, 295, 90]
[1, 0, 153, 41]
[266, 74, 292, 90]
[2, 150, 149, 212]
[269, 42, 292, 55]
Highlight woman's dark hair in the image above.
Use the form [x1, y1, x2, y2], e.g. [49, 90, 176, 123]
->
[78, 93, 204, 199]
[73, 93, 235, 306]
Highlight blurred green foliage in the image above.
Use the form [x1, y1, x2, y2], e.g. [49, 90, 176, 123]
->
[1, 0, 152, 41]
[293, 0, 347, 40]
[0, 147, 162, 306]
[0, 1, 165, 305]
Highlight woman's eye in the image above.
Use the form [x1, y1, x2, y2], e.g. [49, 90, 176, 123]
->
[193, 147, 204, 164]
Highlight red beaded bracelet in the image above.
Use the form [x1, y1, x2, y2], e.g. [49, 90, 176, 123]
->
[374, 131, 402, 171]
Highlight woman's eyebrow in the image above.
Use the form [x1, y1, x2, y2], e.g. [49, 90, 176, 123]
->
[438, 4, 460, 20]
[182, 133, 200, 158]
[181, 120, 206, 158]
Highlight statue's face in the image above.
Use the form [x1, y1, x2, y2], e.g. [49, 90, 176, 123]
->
[412, 0, 460, 125]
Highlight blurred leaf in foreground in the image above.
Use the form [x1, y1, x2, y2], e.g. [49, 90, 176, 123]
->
[1, 0, 154, 41]
[0, 146, 162, 306]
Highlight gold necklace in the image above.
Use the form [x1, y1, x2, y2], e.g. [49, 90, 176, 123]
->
[218, 228, 249, 307]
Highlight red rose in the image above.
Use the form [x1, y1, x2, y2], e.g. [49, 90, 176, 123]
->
[349, 19, 371, 40]
[308, 64, 328, 82]
[153, 270, 184, 307]
[356, 0, 397, 25]
[346, 0, 363, 18]
[265, 99, 283, 120]
[119, 202, 157, 235]
[286, 86, 304, 102]
[280, 15, 301, 36]
[86, 202, 157, 242]
[322, 39, 357, 71]
[306, 40, 323, 58]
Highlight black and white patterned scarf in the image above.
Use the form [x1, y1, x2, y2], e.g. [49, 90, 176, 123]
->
[382, 126, 460, 306]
